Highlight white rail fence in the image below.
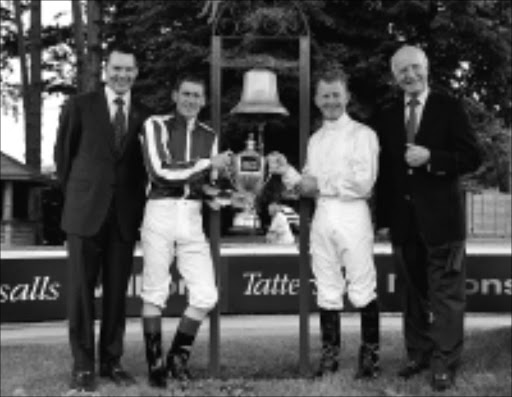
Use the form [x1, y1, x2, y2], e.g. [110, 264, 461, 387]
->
[466, 189, 511, 238]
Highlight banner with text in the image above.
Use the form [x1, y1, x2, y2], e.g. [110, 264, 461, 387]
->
[1, 249, 510, 322]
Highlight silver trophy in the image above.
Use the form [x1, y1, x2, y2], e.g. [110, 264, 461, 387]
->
[230, 133, 266, 217]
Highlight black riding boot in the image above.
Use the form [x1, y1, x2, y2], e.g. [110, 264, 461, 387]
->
[316, 309, 341, 377]
[355, 299, 380, 379]
[166, 315, 201, 381]
[142, 316, 167, 388]
[166, 348, 191, 382]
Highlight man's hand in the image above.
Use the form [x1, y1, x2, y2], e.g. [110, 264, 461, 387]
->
[375, 227, 390, 241]
[206, 199, 222, 211]
[230, 191, 250, 210]
[267, 152, 289, 175]
[201, 184, 220, 197]
[405, 144, 430, 167]
[211, 150, 233, 170]
[299, 174, 319, 198]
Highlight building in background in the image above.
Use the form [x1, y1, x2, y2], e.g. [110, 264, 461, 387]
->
[1, 151, 53, 246]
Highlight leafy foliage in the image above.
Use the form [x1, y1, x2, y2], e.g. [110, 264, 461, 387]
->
[109, 0, 510, 189]
[1, 1, 76, 104]
[1, 0, 510, 188]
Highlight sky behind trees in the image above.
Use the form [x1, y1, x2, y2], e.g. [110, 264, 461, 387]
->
[1, 0, 70, 169]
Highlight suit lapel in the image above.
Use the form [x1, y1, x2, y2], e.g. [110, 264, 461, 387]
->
[118, 101, 143, 157]
[414, 93, 436, 145]
[391, 100, 407, 147]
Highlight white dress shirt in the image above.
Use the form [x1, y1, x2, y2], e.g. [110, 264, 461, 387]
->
[104, 85, 131, 124]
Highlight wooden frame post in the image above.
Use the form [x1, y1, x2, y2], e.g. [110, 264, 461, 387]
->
[210, 2, 310, 377]
[298, 35, 311, 375]
[209, 35, 222, 377]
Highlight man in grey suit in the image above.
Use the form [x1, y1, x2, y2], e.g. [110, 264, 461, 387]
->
[54, 44, 150, 394]
[374, 45, 482, 391]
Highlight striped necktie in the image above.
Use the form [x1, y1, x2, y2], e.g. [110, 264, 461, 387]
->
[406, 96, 420, 143]
[113, 96, 126, 152]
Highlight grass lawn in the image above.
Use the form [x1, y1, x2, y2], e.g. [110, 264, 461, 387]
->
[1, 314, 511, 396]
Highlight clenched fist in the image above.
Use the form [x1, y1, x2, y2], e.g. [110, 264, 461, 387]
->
[266, 152, 289, 175]
[405, 144, 430, 167]
[299, 174, 319, 198]
[211, 150, 233, 170]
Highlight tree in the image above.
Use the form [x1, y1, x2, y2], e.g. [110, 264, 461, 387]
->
[104, 0, 510, 189]
[1, 0, 510, 188]
[71, 0, 86, 92]
[27, 0, 42, 171]
[12, 0, 42, 171]
[85, 0, 102, 92]
[71, 0, 103, 93]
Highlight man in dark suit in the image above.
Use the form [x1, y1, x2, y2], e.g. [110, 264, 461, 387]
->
[374, 45, 482, 392]
[54, 44, 150, 393]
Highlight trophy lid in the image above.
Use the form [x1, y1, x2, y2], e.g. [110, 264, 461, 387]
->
[246, 133, 256, 151]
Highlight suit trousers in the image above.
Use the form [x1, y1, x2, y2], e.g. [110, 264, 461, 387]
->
[392, 202, 466, 371]
[66, 203, 136, 372]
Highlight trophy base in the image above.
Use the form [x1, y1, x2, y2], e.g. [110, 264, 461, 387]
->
[233, 209, 261, 231]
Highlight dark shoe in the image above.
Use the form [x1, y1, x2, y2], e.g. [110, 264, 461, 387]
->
[167, 351, 192, 381]
[315, 346, 339, 377]
[397, 360, 429, 379]
[148, 365, 167, 388]
[69, 370, 96, 393]
[355, 343, 380, 379]
[99, 363, 136, 386]
[431, 370, 454, 391]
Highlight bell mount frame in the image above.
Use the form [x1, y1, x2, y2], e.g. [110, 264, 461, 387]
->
[209, 0, 312, 377]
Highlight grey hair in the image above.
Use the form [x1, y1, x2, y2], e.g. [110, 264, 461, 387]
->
[391, 45, 429, 75]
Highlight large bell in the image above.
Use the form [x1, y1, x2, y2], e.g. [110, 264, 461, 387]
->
[231, 68, 289, 115]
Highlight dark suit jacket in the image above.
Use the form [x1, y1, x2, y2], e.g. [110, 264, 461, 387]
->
[54, 88, 150, 241]
[375, 91, 482, 246]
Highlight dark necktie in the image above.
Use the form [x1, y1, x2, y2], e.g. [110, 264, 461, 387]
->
[113, 96, 126, 152]
[406, 96, 420, 143]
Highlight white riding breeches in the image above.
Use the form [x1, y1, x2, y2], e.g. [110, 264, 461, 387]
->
[310, 198, 377, 310]
[140, 199, 218, 311]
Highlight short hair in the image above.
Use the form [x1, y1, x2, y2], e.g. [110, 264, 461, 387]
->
[313, 68, 350, 93]
[390, 45, 428, 75]
[105, 43, 138, 65]
[173, 74, 207, 94]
